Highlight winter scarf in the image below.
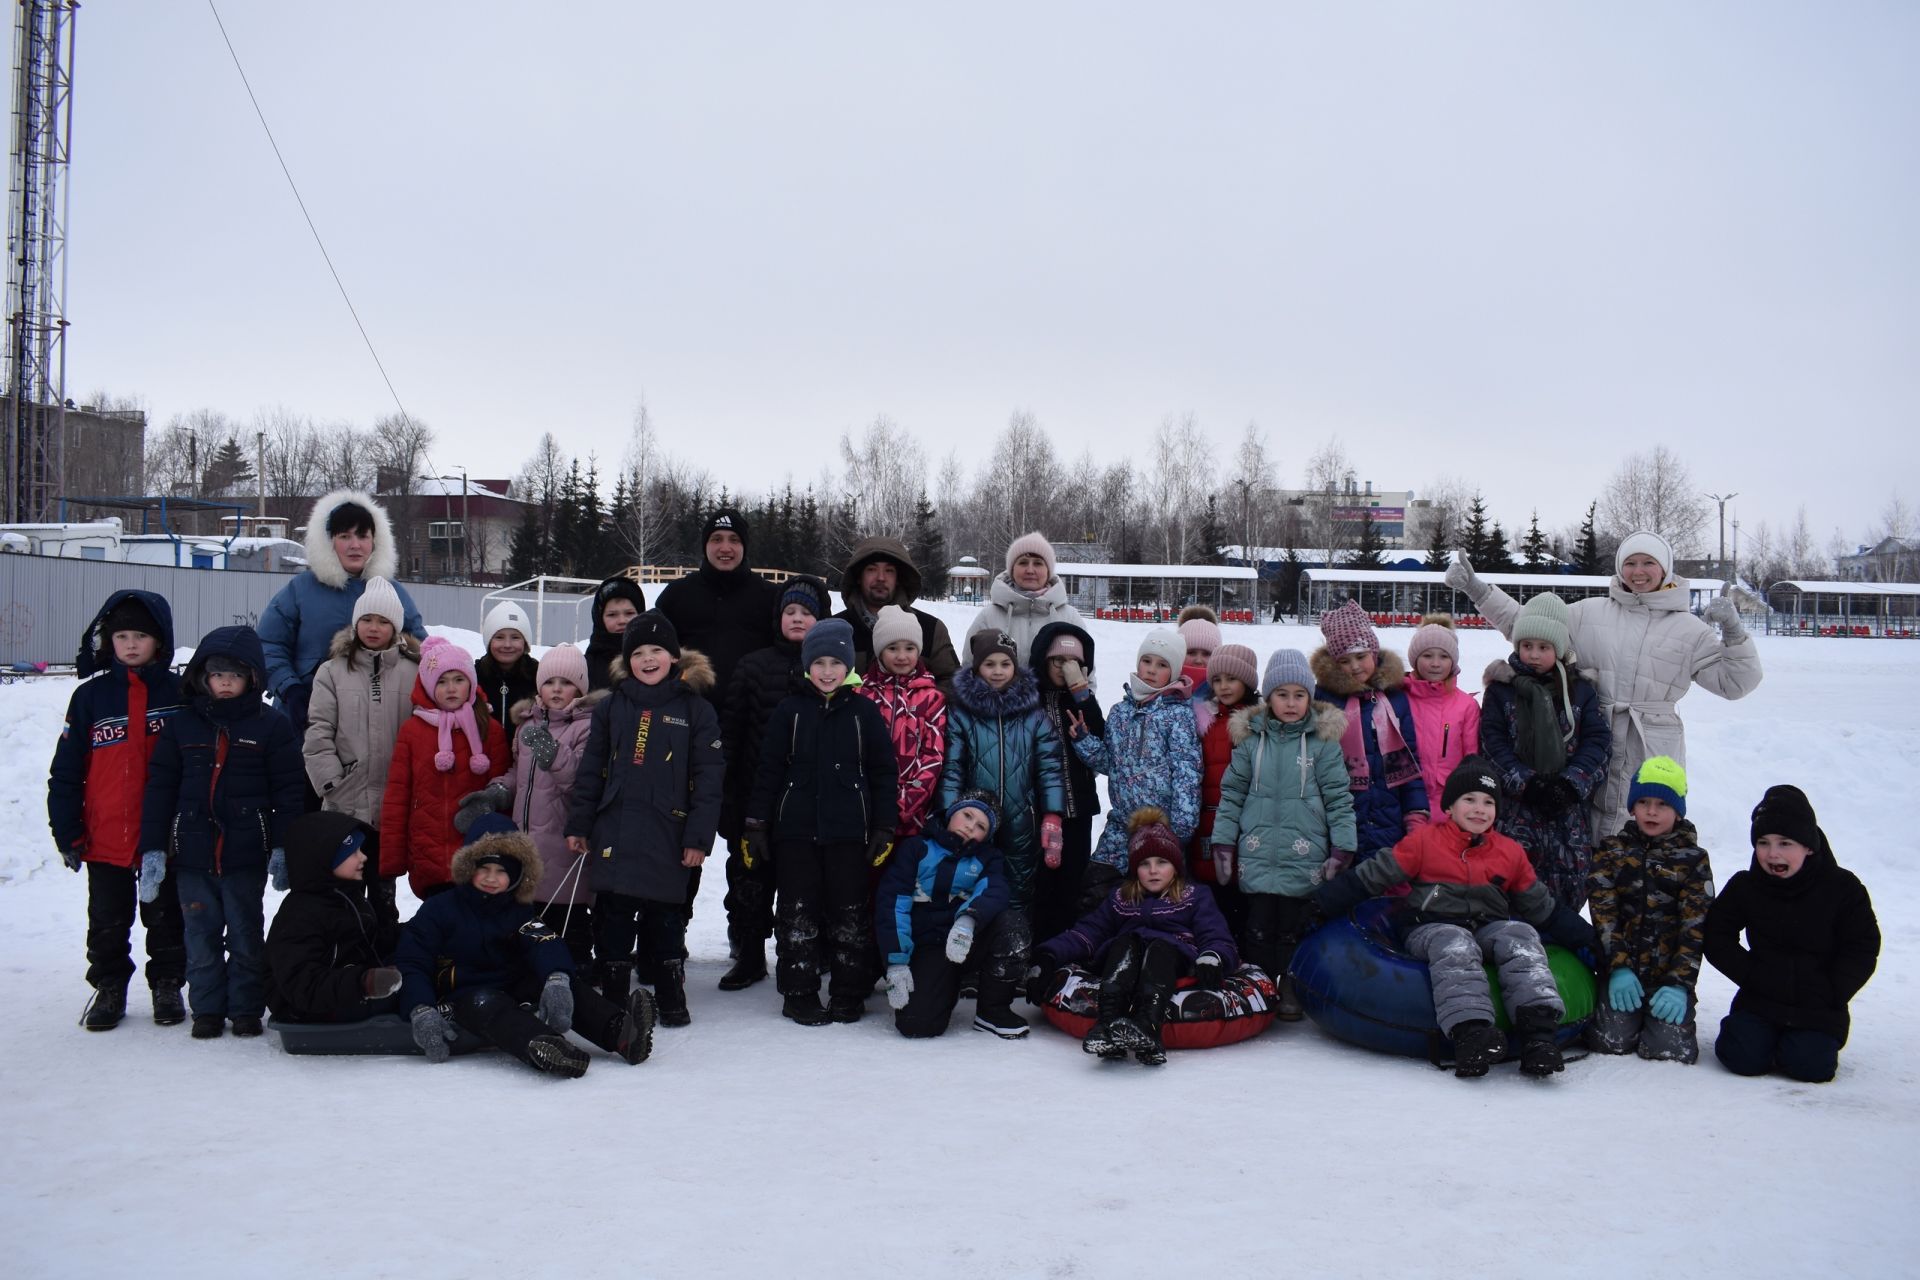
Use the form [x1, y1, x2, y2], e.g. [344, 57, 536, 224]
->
[1339, 692, 1419, 792]
[412, 700, 492, 774]
[1126, 672, 1194, 703]
[1509, 659, 1575, 775]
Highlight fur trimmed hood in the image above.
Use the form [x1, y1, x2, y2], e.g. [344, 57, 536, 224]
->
[303, 489, 399, 589]
[1227, 700, 1346, 746]
[1309, 645, 1407, 698]
[951, 663, 1041, 716]
[509, 686, 609, 728]
[607, 646, 716, 695]
[450, 830, 544, 903]
[326, 625, 422, 664]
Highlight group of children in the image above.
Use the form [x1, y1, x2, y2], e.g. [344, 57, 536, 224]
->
[48, 569, 1881, 1080]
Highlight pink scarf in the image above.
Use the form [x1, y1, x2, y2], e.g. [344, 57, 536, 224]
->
[1338, 690, 1419, 791]
[413, 703, 491, 774]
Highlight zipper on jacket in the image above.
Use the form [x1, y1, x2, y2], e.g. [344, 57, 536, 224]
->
[1442, 723, 1450, 756]
[208, 727, 230, 873]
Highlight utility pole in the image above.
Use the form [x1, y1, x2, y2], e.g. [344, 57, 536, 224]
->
[255, 429, 266, 529]
[1706, 491, 1738, 564]
[460, 467, 470, 582]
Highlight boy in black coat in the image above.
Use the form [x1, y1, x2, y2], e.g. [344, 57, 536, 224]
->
[266, 811, 403, 1023]
[1705, 785, 1880, 1083]
[743, 618, 899, 1026]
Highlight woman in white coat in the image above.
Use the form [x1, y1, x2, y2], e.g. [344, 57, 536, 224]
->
[1445, 531, 1761, 838]
[966, 532, 1085, 666]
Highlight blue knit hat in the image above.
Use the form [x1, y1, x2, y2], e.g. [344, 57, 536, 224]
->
[1628, 756, 1688, 817]
[943, 791, 1000, 841]
[801, 617, 856, 671]
[1261, 648, 1315, 698]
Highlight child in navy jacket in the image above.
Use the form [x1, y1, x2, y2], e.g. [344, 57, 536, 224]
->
[875, 793, 1012, 1039]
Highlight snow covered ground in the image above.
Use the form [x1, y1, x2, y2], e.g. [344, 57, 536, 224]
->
[2, 602, 1916, 1278]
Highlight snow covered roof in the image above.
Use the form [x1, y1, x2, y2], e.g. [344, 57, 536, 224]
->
[413, 475, 524, 501]
[1056, 562, 1258, 581]
[1773, 580, 1920, 597]
[1303, 568, 1726, 591]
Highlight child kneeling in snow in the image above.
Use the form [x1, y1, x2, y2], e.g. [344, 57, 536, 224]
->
[1315, 757, 1597, 1079]
[265, 811, 403, 1024]
[875, 793, 1012, 1038]
[1704, 785, 1880, 1084]
[1584, 757, 1713, 1063]
[1031, 808, 1238, 1066]
[395, 822, 657, 1076]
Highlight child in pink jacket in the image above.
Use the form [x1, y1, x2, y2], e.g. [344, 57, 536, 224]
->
[857, 606, 948, 839]
[1402, 616, 1480, 813]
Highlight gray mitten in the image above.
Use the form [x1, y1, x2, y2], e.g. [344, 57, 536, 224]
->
[1703, 595, 1747, 643]
[453, 780, 512, 834]
[537, 972, 574, 1033]
[523, 722, 560, 771]
[137, 850, 167, 904]
[268, 847, 289, 892]
[410, 1004, 458, 1063]
[1443, 550, 1480, 594]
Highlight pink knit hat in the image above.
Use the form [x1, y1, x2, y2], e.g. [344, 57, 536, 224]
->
[1206, 643, 1259, 691]
[416, 637, 490, 774]
[1004, 531, 1056, 576]
[1406, 614, 1459, 677]
[535, 642, 588, 694]
[1318, 600, 1378, 657]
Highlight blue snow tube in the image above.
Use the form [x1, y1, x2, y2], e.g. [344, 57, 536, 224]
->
[1289, 898, 1595, 1060]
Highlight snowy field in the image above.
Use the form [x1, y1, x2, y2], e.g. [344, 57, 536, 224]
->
[2, 600, 1916, 1279]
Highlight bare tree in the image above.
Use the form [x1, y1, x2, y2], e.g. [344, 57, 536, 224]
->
[1230, 421, 1276, 558]
[981, 410, 1061, 556]
[1408, 474, 1474, 556]
[933, 448, 979, 563]
[1146, 412, 1214, 564]
[314, 421, 374, 492]
[256, 405, 325, 503]
[611, 400, 667, 567]
[1599, 446, 1711, 556]
[1303, 437, 1357, 565]
[838, 414, 925, 540]
[367, 413, 435, 576]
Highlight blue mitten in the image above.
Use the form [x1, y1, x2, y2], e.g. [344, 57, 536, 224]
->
[268, 847, 289, 892]
[138, 850, 167, 904]
[410, 1004, 457, 1063]
[1648, 984, 1689, 1024]
[1607, 967, 1644, 1013]
[538, 973, 574, 1033]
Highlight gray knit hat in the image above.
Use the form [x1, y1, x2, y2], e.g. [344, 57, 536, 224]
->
[871, 605, 921, 657]
[1261, 648, 1315, 698]
[1511, 592, 1572, 660]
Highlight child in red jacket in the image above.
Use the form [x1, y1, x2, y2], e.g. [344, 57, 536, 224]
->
[380, 637, 508, 899]
[858, 605, 947, 839]
[1190, 643, 1260, 936]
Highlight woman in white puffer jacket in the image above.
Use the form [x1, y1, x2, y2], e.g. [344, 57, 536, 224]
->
[966, 532, 1085, 666]
[1445, 531, 1761, 838]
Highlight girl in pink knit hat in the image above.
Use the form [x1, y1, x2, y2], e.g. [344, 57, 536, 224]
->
[1402, 615, 1481, 817]
[1309, 600, 1430, 866]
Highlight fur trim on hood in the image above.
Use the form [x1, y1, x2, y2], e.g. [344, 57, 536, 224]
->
[509, 686, 609, 728]
[326, 625, 422, 664]
[950, 663, 1041, 716]
[1227, 700, 1346, 747]
[607, 647, 716, 695]
[1309, 646, 1407, 698]
[450, 830, 544, 903]
[303, 489, 399, 589]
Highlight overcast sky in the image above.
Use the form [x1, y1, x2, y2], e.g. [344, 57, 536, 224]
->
[64, 2, 1918, 548]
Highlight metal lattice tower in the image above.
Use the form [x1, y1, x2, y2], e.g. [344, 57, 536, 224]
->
[5, 1, 75, 523]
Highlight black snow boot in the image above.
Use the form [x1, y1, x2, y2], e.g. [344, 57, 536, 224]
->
[81, 983, 127, 1031]
[612, 988, 658, 1064]
[1275, 975, 1304, 1022]
[1515, 1006, 1565, 1078]
[1449, 1020, 1507, 1079]
[828, 995, 865, 1024]
[973, 1005, 1030, 1039]
[782, 993, 833, 1027]
[230, 1014, 263, 1038]
[191, 1014, 225, 1040]
[599, 960, 634, 1002]
[718, 950, 768, 991]
[1080, 1019, 1130, 1060]
[656, 960, 691, 1027]
[150, 981, 186, 1027]
[527, 1034, 591, 1078]
[1129, 942, 1179, 1065]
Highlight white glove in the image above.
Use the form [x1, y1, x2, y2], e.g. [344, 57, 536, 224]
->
[1443, 550, 1479, 594]
[945, 916, 976, 963]
[885, 964, 914, 1010]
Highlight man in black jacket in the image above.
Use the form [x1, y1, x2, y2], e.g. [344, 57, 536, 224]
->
[655, 508, 780, 712]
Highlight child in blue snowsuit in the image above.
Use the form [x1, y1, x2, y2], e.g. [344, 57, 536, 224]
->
[875, 793, 1013, 1039]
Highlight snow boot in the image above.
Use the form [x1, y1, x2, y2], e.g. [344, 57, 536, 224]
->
[1515, 1006, 1565, 1078]
[1106, 1017, 1156, 1054]
[1449, 1020, 1506, 1078]
[1275, 975, 1304, 1022]
[150, 981, 186, 1027]
[191, 1014, 225, 1040]
[973, 1005, 1031, 1039]
[718, 951, 768, 991]
[599, 960, 634, 1001]
[1080, 1019, 1130, 1060]
[81, 983, 127, 1031]
[527, 1034, 591, 1078]
[1134, 1036, 1168, 1067]
[655, 960, 691, 1027]
[828, 995, 866, 1024]
[612, 988, 658, 1064]
[782, 993, 833, 1027]
[230, 1014, 263, 1038]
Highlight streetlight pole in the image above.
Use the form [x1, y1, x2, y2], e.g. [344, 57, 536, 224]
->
[1706, 491, 1738, 564]
[460, 467, 471, 582]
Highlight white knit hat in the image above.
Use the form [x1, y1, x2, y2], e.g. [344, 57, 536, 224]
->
[1004, 531, 1057, 576]
[483, 601, 532, 649]
[353, 577, 406, 632]
[1615, 531, 1675, 583]
[871, 605, 921, 656]
[1137, 628, 1186, 671]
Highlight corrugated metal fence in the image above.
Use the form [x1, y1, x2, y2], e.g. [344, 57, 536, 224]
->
[0, 557, 596, 666]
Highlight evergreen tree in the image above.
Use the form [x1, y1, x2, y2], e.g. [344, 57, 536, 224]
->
[1484, 520, 1518, 572]
[506, 501, 546, 582]
[553, 460, 585, 576]
[1575, 500, 1604, 574]
[570, 458, 605, 575]
[1194, 495, 1227, 565]
[1520, 510, 1551, 568]
[909, 490, 945, 591]
[1460, 492, 1494, 566]
[202, 438, 256, 496]
[795, 488, 825, 579]
[1275, 547, 1305, 618]
[1423, 510, 1452, 571]
[1350, 509, 1388, 569]
[604, 472, 635, 575]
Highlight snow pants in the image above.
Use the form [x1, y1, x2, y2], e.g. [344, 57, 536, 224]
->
[1031, 812, 1094, 945]
[1714, 1010, 1840, 1084]
[176, 866, 269, 1019]
[1098, 935, 1189, 1030]
[722, 838, 775, 958]
[85, 861, 185, 990]
[535, 899, 596, 971]
[774, 840, 869, 1002]
[893, 909, 1031, 1037]
[449, 975, 631, 1069]
[1242, 892, 1315, 981]
[1403, 919, 1562, 1037]
[593, 892, 686, 976]
[1587, 989, 1699, 1063]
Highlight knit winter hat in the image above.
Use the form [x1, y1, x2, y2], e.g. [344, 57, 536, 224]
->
[1407, 614, 1459, 676]
[1628, 756, 1688, 817]
[354, 577, 407, 633]
[1261, 648, 1315, 698]
[1137, 628, 1186, 671]
[1511, 592, 1572, 660]
[1750, 784, 1824, 853]
[482, 600, 531, 649]
[801, 618, 856, 671]
[1004, 531, 1056, 576]
[1044, 632, 1086, 662]
[202, 653, 253, 681]
[1615, 531, 1674, 582]
[872, 605, 921, 657]
[1126, 807, 1186, 878]
[1319, 600, 1378, 657]
[465, 819, 525, 889]
[329, 826, 370, 872]
[416, 637, 490, 775]
[102, 595, 160, 639]
[779, 578, 828, 619]
[535, 642, 588, 694]
[703, 507, 749, 550]
[418, 635, 478, 697]
[1178, 605, 1222, 656]
[1441, 756, 1503, 815]
[1207, 643, 1258, 691]
[592, 576, 648, 630]
[969, 628, 1019, 671]
[622, 609, 681, 660]
[944, 791, 1001, 842]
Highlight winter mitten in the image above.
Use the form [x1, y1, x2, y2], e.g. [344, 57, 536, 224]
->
[1548, 776, 1582, 816]
[409, 1004, 457, 1063]
[1443, 550, 1480, 594]
[1318, 851, 1352, 884]
[1607, 967, 1645, 1013]
[1193, 952, 1226, 990]
[361, 967, 402, 999]
[866, 830, 896, 869]
[268, 847, 289, 892]
[1039, 814, 1064, 869]
[538, 973, 574, 1033]
[137, 850, 167, 904]
[453, 781, 512, 835]
[945, 915, 976, 963]
[1703, 595, 1747, 643]
[1210, 843, 1234, 884]
[740, 821, 768, 871]
[523, 722, 560, 771]
[1402, 810, 1428, 833]
[1058, 658, 1086, 690]
[885, 964, 914, 1010]
[1521, 773, 1555, 810]
[1025, 964, 1061, 1007]
[1648, 984, 1689, 1024]
[1314, 866, 1369, 919]
[60, 844, 83, 872]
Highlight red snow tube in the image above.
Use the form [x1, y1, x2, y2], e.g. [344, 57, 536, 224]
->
[1035, 964, 1278, 1050]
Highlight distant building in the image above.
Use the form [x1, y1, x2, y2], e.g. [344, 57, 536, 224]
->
[1270, 480, 1422, 549]
[1835, 537, 1920, 584]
